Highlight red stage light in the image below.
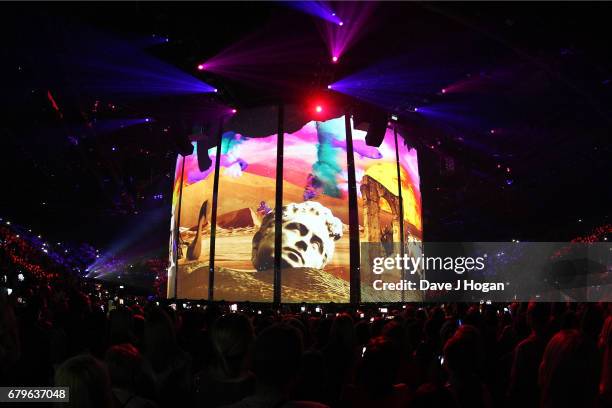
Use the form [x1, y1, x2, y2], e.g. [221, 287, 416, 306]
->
[315, 105, 323, 113]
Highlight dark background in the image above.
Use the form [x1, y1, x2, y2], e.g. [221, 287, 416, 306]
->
[0, 2, 609, 259]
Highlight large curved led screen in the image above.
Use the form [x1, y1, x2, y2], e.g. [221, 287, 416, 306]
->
[169, 112, 422, 302]
[213, 130, 277, 301]
[169, 142, 216, 299]
[281, 117, 350, 302]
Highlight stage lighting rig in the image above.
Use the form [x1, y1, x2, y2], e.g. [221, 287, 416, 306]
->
[195, 121, 221, 172]
[365, 115, 388, 147]
[351, 105, 389, 148]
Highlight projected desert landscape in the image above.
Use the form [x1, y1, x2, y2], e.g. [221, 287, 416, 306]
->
[177, 168, 352, 302]
[170, 116, 422, 302]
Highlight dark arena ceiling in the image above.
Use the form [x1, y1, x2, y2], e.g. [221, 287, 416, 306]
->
[0, 2, 610, 251]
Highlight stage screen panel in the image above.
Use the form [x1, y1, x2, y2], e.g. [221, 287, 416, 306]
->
[397, 133, 424, 300]
[173, 142, 216, 299]
[167, 155, 183, 297]
[355, 126, 422, 302]
[280, 116, 350, 302]
[213, 130, 277, 301]
[397, 133, 423, 241]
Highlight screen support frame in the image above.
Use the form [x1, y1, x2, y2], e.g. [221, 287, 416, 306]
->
[345, 112, 361, 304]
[208, 116, 225, 301]
[273, 103, 285, 305]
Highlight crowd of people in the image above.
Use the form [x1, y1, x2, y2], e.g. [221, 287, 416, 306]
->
[1, 273, 612, 408]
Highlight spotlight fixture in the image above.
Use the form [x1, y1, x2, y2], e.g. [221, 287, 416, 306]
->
[231, 108, 237, 114]
[332, 56, 338, 63]
[315, 105, 323, 113]
[441, 88, 447, 94]
[213, 88, 218, 93]
[197, 64, 205, 71]
[327, 85, 332, 89]
[338, 21, 344, 26]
